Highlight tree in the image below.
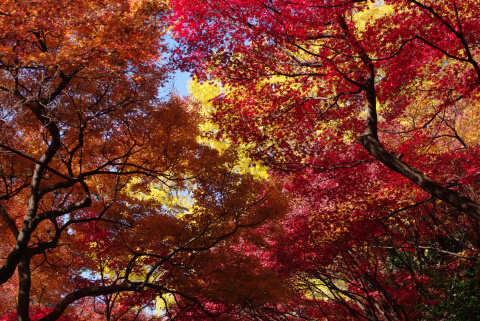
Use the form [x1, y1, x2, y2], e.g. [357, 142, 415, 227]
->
[170, 0, 480, 221]
[0, 1, 286, 320]
[169, 0, 480, 319]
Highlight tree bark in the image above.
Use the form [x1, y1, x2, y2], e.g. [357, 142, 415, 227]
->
[358, 70, 480, 221]
[17, 255, 32, 321]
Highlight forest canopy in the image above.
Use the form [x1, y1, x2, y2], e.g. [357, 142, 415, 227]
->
[2, 0, 480, 320]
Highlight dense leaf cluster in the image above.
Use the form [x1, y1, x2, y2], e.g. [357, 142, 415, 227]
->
[2, 0, 480, 320]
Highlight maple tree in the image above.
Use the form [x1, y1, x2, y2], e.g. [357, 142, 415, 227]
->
[169, 0, 480, 319]
[4, 0, 480, 319]
[170, 0, 480, 219]
[0, 1, 287, 320]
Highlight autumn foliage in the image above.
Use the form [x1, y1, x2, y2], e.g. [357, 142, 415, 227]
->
[168, 0, 480, 320]
[0, 0, 286, 320]
[3, 0, 480, 320]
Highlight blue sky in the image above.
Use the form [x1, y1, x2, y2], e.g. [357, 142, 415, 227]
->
[165, 35, 191, 96]
[171, 69, 190, 96]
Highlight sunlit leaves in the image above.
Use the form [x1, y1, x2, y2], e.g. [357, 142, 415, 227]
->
[170, 0, 480, 319]
[0, 0, 291, 320]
